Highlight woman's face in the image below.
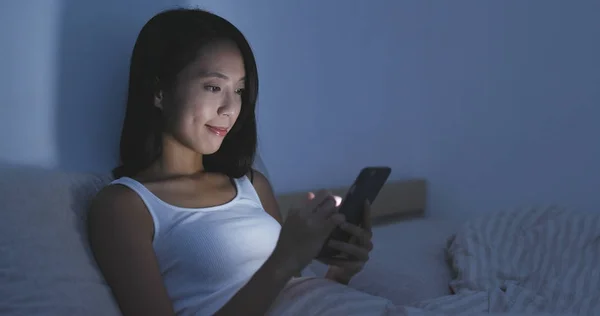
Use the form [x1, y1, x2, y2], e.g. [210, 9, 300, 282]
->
[158, 40, 246, 155]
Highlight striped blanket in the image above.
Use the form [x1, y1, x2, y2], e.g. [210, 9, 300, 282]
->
[268, 206, 600, 316]
[410, 205, 600, 315]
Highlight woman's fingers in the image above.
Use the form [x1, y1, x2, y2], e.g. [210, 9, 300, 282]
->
[329, 213, 346, 226]
[327, 240, 370, 261]
[338, 222, 372, 248]
[306, 190, 329, 208]
[318, 257, 360, 268]
[305, 190, 335, 213]
[307, 190, 342, 219]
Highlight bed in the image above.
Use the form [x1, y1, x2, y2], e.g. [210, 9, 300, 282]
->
[268, 198, 600, 315]
[2, 164, 598, 315]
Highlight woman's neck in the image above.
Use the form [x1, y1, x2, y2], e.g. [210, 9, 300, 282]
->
[143, 136, 204, 180]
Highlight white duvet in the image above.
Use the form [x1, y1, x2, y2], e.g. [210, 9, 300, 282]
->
[268, 206, 600, 316]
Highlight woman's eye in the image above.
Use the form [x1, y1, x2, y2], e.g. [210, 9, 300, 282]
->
[235, 88, 245, 95]
[205, 85, 221, 92]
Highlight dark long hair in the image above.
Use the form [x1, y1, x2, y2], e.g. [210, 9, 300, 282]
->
[113, 8, 258, 179]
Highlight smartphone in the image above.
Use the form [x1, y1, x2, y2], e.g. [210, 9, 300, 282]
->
[316, 166, 392, 261]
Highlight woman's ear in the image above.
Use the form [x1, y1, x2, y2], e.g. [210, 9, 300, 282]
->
[154, 90, 164, 110]
[154, 77, 164, 110]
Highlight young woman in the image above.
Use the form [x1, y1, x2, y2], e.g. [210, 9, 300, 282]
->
[87, 8, 373, 316]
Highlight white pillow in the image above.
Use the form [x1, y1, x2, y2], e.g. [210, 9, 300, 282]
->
[0, 164, 121, 316]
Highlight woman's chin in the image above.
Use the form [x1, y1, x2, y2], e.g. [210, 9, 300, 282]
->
[203, 148, 220, 155]
[196, 142, 224, 155]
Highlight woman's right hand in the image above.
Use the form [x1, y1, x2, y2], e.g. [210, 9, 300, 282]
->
[271, 190, 345, 275]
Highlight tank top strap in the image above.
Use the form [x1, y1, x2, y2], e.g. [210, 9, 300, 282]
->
[111, 177, 155, 197]
[110, 177, 162, 243]
[232, 175, 262, 206]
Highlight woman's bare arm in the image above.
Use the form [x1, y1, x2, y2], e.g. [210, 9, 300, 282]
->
[87, 185, 175, 316]
[250, 170, 309, 277]
[213, 254, 295, 315]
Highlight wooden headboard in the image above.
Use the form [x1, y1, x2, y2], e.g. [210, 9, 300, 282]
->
[275, 179, 427, 225]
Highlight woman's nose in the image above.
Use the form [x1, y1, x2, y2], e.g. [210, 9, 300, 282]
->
[217, 93, 236, 116]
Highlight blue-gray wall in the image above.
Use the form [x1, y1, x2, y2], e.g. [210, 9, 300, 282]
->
[1, 0, 598, 216]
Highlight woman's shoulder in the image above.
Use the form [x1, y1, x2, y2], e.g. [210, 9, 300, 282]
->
[246, 169, 273, 198]
[246, 169, 282, 223]
[88, 183, 154, 236]
[246, 168, 268, 186]
[92, 182, 143, 210]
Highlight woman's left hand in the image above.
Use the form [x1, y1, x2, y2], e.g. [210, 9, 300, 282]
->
[324, 200, 373, 285]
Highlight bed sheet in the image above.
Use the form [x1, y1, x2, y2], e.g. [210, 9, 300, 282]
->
[307, 217, 462, 305]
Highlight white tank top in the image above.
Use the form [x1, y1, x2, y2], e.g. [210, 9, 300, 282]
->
[111, 175, 282, 315]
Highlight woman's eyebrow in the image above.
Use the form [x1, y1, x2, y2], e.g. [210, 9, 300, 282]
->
[197, 71, 245, 82]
